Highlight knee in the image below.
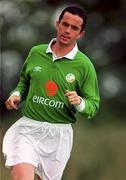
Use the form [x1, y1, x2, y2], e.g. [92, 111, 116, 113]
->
[11, 169, 20, 180]
[11, 167, 19, 180]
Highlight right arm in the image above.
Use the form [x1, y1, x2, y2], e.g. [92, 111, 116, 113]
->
[5, 48, 32, 110]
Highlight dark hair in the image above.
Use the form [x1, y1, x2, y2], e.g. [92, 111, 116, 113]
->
[58, 5, 87, 31]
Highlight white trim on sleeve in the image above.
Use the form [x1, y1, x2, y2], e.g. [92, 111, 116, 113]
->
[75, 97, 85, 112]
[10, 91, 20, 97]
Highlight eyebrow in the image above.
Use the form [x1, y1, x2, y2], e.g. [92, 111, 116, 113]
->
[61, 21, 81, 30]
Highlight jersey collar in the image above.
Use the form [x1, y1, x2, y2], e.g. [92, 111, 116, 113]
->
[46, 38, 78, 61]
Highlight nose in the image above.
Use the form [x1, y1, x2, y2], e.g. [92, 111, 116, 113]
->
[65, 26, 71, 34]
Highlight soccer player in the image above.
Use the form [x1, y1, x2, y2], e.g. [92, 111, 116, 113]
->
[3, 5, 100, 180]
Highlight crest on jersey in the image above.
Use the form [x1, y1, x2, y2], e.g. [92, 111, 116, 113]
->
[66, 73, 75, 83]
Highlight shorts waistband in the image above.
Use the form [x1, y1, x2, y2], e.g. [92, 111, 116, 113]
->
[21, 116, 72, 128]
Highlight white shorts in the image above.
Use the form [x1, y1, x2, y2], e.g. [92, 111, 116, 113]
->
[2, 116, 73, 180]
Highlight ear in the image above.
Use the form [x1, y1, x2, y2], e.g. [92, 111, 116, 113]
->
[77, 31, 85, 40]
[80, 30, 85, 38]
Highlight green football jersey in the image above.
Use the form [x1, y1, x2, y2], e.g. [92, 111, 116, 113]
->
[12, 44, 100, 123]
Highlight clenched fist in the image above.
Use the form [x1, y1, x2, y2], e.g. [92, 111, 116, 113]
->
[65, 90, 81, 106]
[5, 96, 21, 110]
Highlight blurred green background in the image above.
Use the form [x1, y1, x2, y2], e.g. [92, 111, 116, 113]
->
[0, 0, 126, 179]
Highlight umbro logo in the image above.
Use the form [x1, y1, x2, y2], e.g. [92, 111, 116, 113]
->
[33, 66, 42, 72]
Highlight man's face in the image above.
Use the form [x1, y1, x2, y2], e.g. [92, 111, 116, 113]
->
[56, 12, 85, 46]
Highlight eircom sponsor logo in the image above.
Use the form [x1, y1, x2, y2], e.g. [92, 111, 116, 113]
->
[32, 95, 64, 109]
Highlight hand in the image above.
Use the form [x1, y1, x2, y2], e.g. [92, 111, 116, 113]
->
[65, 90, 81, 106]
[5, 95, 21, 110]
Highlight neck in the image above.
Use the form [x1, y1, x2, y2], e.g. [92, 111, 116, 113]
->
[51, 40, 75, 57]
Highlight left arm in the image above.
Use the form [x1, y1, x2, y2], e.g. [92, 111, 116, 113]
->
[65, 64, 100, 119]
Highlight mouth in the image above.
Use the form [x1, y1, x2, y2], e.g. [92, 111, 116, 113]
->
[61, 35, 70, 40]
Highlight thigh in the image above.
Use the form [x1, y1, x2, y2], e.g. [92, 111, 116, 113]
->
[11, 163, 35, 180]
[36, 124, 73, 180]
